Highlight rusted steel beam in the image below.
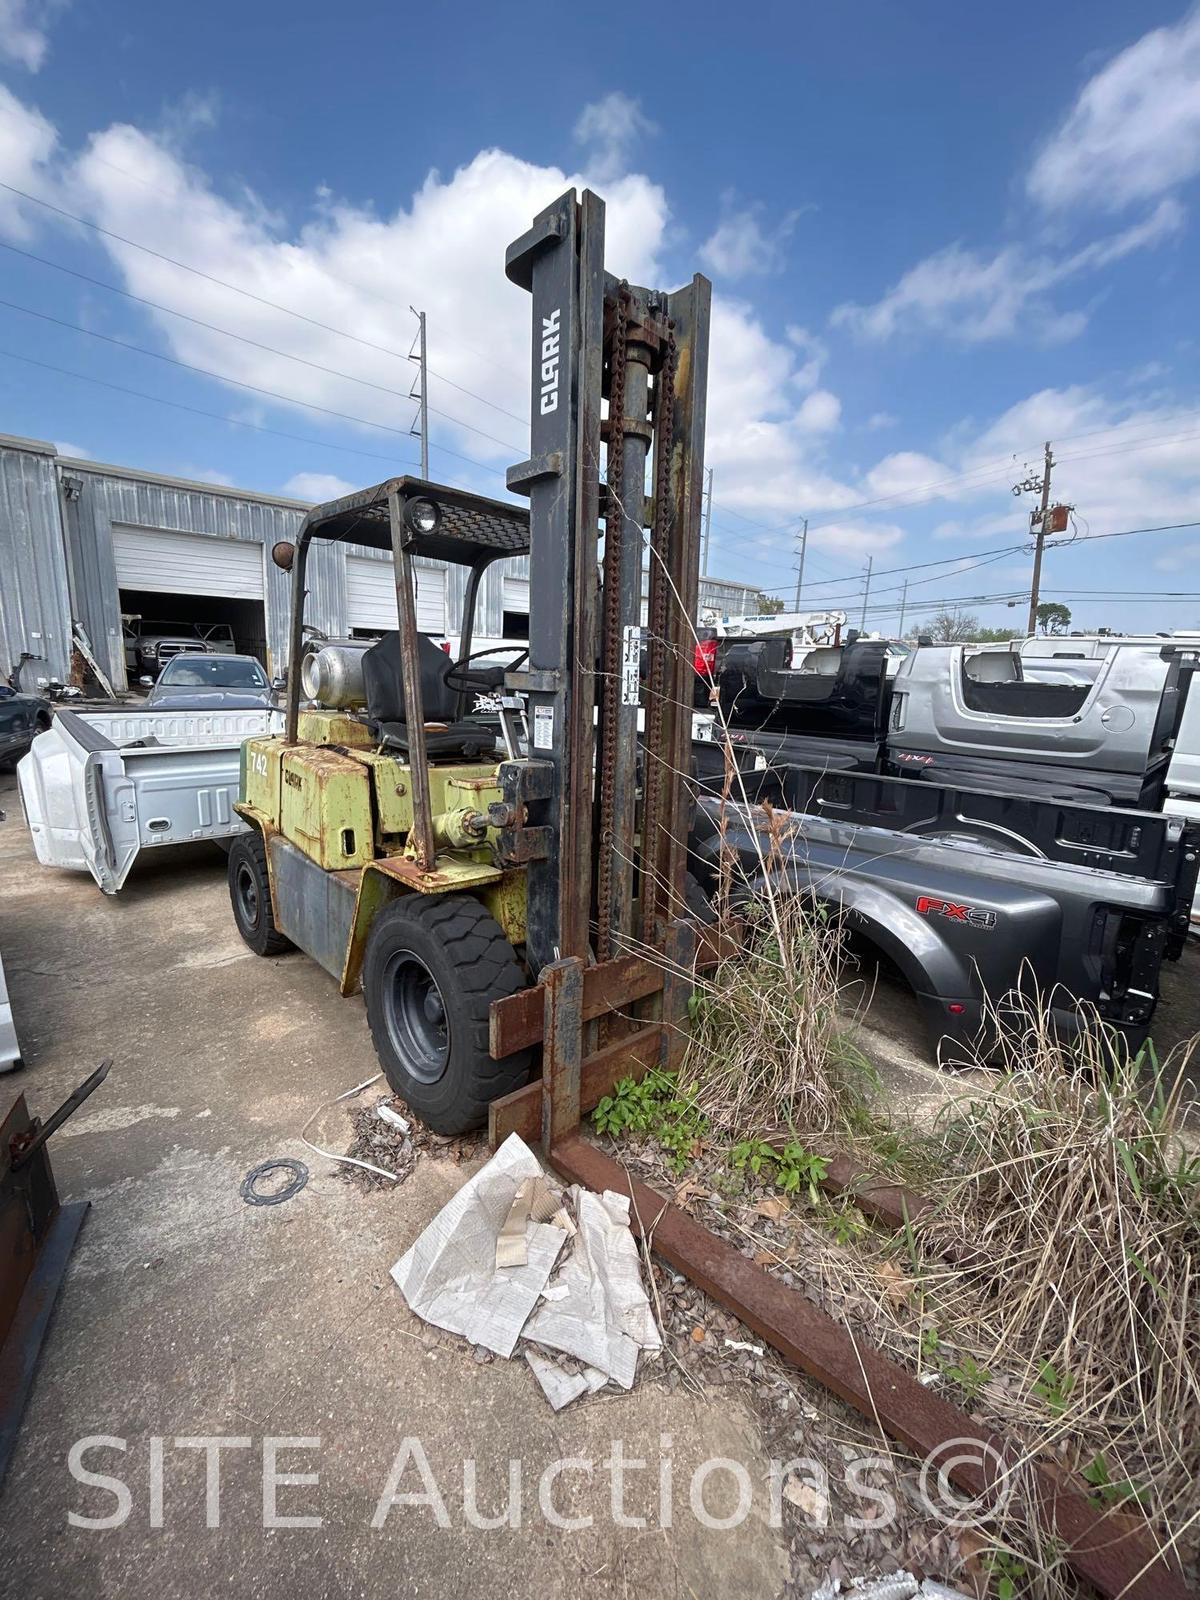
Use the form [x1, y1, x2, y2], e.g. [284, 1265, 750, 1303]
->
[549, 1135, 1187, 1600]
[819, 1153, 935, 1229]
[488, 1024, 666, 1147]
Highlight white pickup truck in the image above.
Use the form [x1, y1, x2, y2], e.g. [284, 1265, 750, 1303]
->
[17, 705, 282, 893]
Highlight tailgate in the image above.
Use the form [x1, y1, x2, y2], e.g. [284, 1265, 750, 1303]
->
[17, 712, 139, 892]
[17, 709, 257, 893]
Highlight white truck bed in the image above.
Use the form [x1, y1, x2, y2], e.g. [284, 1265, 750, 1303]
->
[17, 705, 282, 894]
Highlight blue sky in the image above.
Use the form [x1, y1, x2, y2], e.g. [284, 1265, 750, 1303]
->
[1, 0, 1198, 632]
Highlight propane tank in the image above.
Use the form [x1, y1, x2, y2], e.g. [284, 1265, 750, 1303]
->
[300, 643, 370, 709]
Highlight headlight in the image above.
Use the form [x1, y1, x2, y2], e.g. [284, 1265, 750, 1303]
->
[403, 497, 441, 537]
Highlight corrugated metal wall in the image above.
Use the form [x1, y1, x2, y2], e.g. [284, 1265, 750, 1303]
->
[1, 438, 541, 688]
[0, 441, 73, 686]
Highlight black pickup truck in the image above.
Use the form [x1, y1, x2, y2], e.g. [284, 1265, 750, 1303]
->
[688, 756, 1199, 1062]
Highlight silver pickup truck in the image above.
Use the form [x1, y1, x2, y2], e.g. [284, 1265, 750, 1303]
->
[18, 705, 281, 893]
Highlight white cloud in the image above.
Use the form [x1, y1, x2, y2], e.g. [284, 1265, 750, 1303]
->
[795, 389, 840, 432]
[284, 471, 356, 502]
[573, 92, 657, 184]
[0, 84, 57, 238]
[0, 0, 62, 71]
[866, 412, 897, 431]
[1155, 541, 1200, 573]
[700, 197, 804, 280]
[0, 88, 864, 584]
[809, 520, 904, 559]
[831, 199, 1181, 344]
[1028, 8, 1200, 211]
[784, 325, 826, 390]
[865, 450, 954, 502]
[54, 439, 92, 459]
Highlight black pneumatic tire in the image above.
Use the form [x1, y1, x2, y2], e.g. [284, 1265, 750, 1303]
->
[228, 833, 294, 957]
[363, 894, 531, 1135]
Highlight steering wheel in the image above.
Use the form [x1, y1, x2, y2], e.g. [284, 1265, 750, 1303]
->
[442, 644, 530, 695]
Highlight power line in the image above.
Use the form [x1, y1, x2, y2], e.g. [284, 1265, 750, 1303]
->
[0, 237, 529, 445]
[709, 408, 1200, 552]
[753, 517, 1200, 597]
[0, 346, 420, 471]
[0, 295, 521, 471]
[0, 177, 532, 429]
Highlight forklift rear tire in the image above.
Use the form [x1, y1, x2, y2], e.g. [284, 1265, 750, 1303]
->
[363, 894, 531, 1135]
[228, 833, 294, 957]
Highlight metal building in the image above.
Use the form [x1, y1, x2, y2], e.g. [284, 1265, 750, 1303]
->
[0, 436, 531, 692]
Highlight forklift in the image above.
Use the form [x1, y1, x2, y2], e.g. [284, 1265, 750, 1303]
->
[230, 187, 712, 1134]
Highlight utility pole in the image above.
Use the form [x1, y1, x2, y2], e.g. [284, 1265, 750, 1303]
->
[793, 517, 808, 612]
[701, 466, 713, 575]
[409, 307, 430, 480]
[897, 578, 909, 640]
[859, 556, 873, 632]
[1024, 440, 1053, 636]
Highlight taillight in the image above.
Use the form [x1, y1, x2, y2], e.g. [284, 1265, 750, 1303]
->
[694, 638, 718, 678]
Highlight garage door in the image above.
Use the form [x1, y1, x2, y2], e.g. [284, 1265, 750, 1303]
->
[346, 555, 446, 633]
[502, 577, 529, 612]
[112, 527, 265, 598]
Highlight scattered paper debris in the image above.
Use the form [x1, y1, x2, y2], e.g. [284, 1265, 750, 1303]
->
[783, 1476, 829, 1522]
[524, 1188, 661, 1389]
[724, 1338, 764, 1356]
[392, 1135, 658, 1403]
[391, 1135, 568, 1358]
[496, 1175, 564, 1268]
[523, 1350, 607, 1410]
[376, 1104, 411, 1133]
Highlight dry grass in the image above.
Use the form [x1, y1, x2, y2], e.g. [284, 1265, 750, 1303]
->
[919, 984, 1200, 1547]
[683, 890, 872, 1142]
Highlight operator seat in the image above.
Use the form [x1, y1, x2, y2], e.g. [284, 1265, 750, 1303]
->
[361, 631, 496, 759]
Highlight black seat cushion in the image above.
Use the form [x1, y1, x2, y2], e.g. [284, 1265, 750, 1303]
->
[374, 720, 496, 759]
[362, 631, 458, 724]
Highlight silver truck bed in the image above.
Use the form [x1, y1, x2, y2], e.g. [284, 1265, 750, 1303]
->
[17, 705, 282, 893]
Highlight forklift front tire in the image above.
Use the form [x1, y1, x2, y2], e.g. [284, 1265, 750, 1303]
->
[363, 894, 531, 1135]
[228, 833, 294, 957]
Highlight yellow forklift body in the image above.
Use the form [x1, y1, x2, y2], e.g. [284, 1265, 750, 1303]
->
[296, 709, 375, 748]
[280, 746, 374, 871]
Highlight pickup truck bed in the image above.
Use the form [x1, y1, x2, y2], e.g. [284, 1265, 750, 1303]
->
[689, 761, 1199, 1062]
[18, 705, 282, 893]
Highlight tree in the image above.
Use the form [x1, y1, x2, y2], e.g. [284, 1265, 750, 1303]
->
[972, 625, 1022, 643]
[754, 593, 785, 615]
[1036, 602, 1072, 635]
[924, 607, 981, 642]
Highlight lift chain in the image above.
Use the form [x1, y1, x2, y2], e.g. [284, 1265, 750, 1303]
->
[639, 316, 677, 935]
[595, 282, 630, 962]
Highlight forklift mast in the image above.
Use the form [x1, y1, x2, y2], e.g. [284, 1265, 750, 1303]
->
[501, 189, 711, 978]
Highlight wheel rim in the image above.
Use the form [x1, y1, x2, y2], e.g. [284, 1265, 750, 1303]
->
[235, 861, 259, 926]
[381, 950, 449, 1084]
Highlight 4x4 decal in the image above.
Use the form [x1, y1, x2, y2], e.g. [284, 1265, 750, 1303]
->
[916, 894, 997, 930]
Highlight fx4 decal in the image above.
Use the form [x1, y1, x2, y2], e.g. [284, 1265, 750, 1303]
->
[916, 894, 997, 930]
